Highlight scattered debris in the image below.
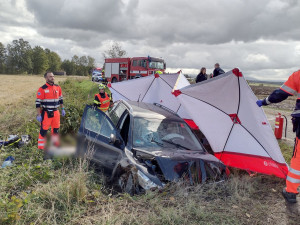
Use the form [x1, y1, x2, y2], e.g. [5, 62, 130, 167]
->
[1, 156, 15, 168]
[0, 135, 31, 149]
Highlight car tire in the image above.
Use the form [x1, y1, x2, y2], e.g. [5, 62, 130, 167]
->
[117, 171, 141, 195]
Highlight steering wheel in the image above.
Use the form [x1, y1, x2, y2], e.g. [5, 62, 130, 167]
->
[162, 133, 184, 141]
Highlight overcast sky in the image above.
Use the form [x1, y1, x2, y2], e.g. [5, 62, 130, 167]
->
[1, 0, 300, 81]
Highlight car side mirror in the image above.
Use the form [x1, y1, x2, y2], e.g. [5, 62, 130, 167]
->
[110, 133, 116, 144]
[110, 133, 121, 145]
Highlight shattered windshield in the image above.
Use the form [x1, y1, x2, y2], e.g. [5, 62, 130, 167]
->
[133, 118, 204, 152]
[149, 61, 164, 69]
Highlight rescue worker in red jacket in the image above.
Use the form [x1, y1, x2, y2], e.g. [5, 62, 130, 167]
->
[93, 83, 113, 112]
[36, 72, 65, 151]
[257, 70, 300, 203]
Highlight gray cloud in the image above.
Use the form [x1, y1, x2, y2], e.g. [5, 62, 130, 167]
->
[0, 0, 299, 81]
[25, 0, 139, 39]
[24, 0, 300, 46]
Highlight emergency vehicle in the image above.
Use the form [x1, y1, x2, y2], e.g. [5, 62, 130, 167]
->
[104, 56, 166, 83]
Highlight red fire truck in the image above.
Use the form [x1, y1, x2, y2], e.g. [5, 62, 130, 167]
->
[104, 56, 166, 83]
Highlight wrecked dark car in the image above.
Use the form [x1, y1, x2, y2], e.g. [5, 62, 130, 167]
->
[76, 100, 227, 194]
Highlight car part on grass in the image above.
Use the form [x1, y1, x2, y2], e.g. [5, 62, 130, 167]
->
[0, 135, 31, 149]
[114, 147, 226, 194]
[132, 148, 226, 186]
[137, 170, 161, 190]
[117, 167, 141, 195]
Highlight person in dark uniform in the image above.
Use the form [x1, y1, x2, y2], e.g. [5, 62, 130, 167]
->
[213, 63, 225, 78]
[196, 67, 207, 83]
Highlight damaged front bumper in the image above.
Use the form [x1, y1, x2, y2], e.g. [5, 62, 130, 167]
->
[125, 148, 227, 191]
[137, 170, 164, 190]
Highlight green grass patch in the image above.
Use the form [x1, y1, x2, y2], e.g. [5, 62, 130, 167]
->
[278, 139, 294, 164]
[59, 79, 111, 135]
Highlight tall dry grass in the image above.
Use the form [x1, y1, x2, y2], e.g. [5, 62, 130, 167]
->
[0, 75, 68, 106]
[14, 166, 287, 225]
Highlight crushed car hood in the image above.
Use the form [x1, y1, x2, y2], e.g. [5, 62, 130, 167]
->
[133, 148, 225, 183]
[152, 149, 221, 162]
[135, 147, 220, 163]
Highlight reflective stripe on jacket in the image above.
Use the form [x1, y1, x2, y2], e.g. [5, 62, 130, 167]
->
[280, 70, 300, 116]
[36, 83, 63, 110]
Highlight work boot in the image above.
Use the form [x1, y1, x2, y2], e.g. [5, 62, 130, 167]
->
[282, 188, 297, 203]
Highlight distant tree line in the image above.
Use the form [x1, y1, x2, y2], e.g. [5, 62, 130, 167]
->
[0, 38, 95, 76]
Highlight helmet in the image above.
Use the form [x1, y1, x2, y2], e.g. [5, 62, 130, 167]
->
[98, 83, 106, 89]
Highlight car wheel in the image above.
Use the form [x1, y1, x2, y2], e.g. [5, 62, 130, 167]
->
[118, 171, 141, 195]
[111, 77, 118, 83]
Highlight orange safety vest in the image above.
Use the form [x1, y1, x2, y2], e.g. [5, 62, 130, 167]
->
[96, 93, 110, 112]
[280, 70, 300, 115]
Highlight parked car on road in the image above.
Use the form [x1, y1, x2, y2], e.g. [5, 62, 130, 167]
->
[92, 72, 105, 82]
[76, 100, 227, 194]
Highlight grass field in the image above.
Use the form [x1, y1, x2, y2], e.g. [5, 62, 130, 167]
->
[0, 74, 69, 106]
[0, 75, 300, 224]
[0, 75, 88, 136]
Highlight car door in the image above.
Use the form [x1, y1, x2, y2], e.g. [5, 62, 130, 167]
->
[78, 105, 125, 174]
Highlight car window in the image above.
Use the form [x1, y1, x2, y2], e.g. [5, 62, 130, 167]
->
[133, 118, 204, 151]
[109, 103, 128, 126]
[137, 60, 146, 67]
[119, 113, 130, 145]
[84, 107, 115, 138]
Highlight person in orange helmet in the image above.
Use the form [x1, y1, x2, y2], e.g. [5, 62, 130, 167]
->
[35, 72, 65, 153]
[257, 69, 300, 203]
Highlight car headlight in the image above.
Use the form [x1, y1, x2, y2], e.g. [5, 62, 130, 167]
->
[137, 170, 161, 190]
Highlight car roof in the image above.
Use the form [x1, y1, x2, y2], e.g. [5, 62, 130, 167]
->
[124, 101, 182, 121]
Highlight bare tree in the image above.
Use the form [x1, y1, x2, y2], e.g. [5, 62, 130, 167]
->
[102, 41, 127, 59]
